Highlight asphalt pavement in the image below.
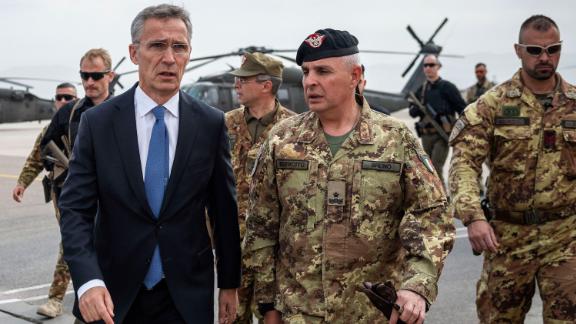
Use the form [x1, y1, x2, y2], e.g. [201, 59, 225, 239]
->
[0, 116, 543, 323]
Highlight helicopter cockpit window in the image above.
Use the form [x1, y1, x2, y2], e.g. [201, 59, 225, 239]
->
[276, 88, 289, 102]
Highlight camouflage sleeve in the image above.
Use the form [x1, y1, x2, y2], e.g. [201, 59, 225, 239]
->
[16, 130, 45, 188]
[448, 98, 493, 225]
[398, 126, 454, 304]
[243, 136, 280, 305]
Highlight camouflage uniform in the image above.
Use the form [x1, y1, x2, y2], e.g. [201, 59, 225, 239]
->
[16, 126, 71, 303]
[465, 79, 496, 104]
[226, 101, 295, 323]
[449, 70, 576, 323]
[243, 101, 454, 323]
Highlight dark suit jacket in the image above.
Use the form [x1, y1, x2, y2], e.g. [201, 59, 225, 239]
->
[59, 84, 241, 324]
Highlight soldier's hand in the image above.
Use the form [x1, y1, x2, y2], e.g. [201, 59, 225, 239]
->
[389, 290, 425, 324]
[12, 185, 25, 203]
[467, 220, 499, 253]
[263, 310, 283, 324]
[79, 287, 114, 324]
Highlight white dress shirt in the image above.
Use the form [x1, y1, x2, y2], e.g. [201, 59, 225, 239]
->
[77, 86, 180, 298]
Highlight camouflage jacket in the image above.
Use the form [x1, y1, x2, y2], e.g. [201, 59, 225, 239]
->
[225, 101, 296, 239]
[243, 101, 454, 322]
[449, 70, 576, 225]
[16, 126, 48, 188]
[465, 79, 496, 104]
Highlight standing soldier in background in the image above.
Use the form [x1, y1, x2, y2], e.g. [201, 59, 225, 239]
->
[449, 15, 576, 323]
[243, 28, 454, 324]
[226, 52, 295, 323]
[11, 82, 77, 318]
[465, 63, 496, 104]
[41, 48, 114, 199]
[409, 54, 466, 185]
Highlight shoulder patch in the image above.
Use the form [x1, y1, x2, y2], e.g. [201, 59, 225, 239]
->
[418, 154, 435, 174]
[449, 118, 467, 143]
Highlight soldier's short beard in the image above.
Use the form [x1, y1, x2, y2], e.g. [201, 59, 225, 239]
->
[524, 63, 556, 81]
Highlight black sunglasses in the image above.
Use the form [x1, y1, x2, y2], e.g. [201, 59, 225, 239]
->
[79, 71, 110, 81]
[55, 94, 76, 101]
[423, 63, 437, 68]
[517, 42, 562, 56]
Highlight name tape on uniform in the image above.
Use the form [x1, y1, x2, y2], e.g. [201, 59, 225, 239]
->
[276, 159, 309, 170]
[561, 120, 576, 129]
[361, 160, 401, 172]
[494, 117, 530, 126]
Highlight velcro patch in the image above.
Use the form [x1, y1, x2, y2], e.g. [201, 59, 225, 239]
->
[494, 117, 530, 126]
[361, 160, 401, 172]
[561, 120, 576, 129]
[501, 106, 520, 117]
[276, 159, 309, 170]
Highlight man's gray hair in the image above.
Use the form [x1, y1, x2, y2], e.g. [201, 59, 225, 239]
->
[342, 53, 361, 70]
[131, 4, 192, 43]
[256, 75, 283, 95]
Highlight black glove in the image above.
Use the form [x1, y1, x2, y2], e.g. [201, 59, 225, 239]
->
[359, 282, 406, 323]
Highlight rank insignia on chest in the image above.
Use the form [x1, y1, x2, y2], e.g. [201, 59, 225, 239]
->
[327, 180, 346, 206]
[543, 130, 556, 150]
[229, 135, 236, 148]
[506, 88, 522, 98]
[501, 106, 520, 117]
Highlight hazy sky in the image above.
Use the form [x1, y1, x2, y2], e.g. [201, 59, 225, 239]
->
[1, 0, 575, 99]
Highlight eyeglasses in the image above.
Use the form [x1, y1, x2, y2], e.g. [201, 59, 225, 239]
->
[423, 63, 437, 68]
[136, 40, 190, 55]
[234, 76, 269, 85]
[79, 71, 110, 81]
[55, 94, 76, 101]
[516, 42, 562, 57]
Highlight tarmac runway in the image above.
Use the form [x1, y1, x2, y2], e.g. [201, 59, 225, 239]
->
[0, 115, 543, 323]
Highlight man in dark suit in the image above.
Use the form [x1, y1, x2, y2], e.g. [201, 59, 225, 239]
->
[59, 4, 241, 324]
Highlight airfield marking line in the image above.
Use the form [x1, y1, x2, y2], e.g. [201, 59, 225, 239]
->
[1, 283, 51, 295]
[0, 290, 74, 305]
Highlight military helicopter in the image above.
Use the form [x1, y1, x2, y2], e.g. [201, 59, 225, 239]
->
[174, 18, 460, 114]
[0, 77, 56, 123]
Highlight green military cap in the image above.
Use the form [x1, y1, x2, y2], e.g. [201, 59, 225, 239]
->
[230, 52, 284, 79]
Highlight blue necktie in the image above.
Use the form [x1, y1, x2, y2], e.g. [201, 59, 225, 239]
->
[143, 106, 169, 289]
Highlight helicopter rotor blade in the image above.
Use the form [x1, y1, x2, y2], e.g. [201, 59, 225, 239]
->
[185, 57, 223, 72]
[362, 50, 419, 56]
[112, 56, 126, 72]
[406, 25, 424, 48]
[274, 54, 297, 63]
[402, 54, 421, 78]
[0, 78, 34, 90]
[426, 18, 448, 44]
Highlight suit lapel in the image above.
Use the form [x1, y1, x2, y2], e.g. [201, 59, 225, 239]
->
[112, 85, 154, 219]
[159, 91, 199, 217]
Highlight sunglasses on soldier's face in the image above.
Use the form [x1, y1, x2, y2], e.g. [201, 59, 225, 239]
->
[516, 42, 562, 56]
[79, 71, 110, 81]
[55, 94, 76, 101]
[423, 63, 437, 68]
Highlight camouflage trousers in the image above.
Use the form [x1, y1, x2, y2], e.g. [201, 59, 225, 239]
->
[47, 192, 71, 302]
[234, 262, 263, 324]
[421, 133, 449, 187]
[477, 215, 576, 323]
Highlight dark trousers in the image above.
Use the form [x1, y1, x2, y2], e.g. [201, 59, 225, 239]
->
[123, 280, 186, 324]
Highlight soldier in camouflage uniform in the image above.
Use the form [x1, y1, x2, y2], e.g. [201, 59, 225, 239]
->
[449, 15, 576, 323]
[465, 63, 496, 104]
[243, 28, 454, 324]
[11, 82, 77, 318]
[226, 52, 296, 324]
